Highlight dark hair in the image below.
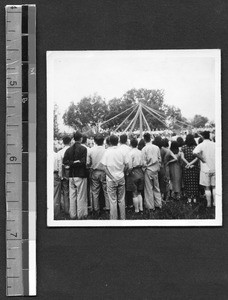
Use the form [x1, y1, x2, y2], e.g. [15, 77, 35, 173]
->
[62, 135, 71, 145]
[170, 141, 179, 154]
[185, 134, 196, 147]
[194, 133, 199, 138]
[74, 130, 83, 141]
[153, 136, 162, 148]
[82, 135, 87, 144]
[109, 134, 119, 146]
[138, 139, 146, 150]
[202, 130, 210, 140]
[94, 134, 104, 146]
[177, 136, 184, 147]
[143, 132, 151, 143]
[120, 134, 127, 144]
[162, 138, 169, 148]
[130, 138, 138, 148]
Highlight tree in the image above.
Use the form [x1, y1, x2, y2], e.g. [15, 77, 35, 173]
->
[54, 103, 60, 138]
[191, 114, 209, 128]
[103, 88, 166, 131]
[127, 88, 166, 130]
[163, 104, 188, 130]
[63, 94, 108, 130]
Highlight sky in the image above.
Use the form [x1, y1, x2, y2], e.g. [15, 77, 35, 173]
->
[47, 50, 220, 131]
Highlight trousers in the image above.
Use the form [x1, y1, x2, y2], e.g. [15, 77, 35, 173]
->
[69, 177, 88, 219]
[144, 169, 162, 210]
[107, 177, 125, 220]
[61, 178, 69, 214]
[54, 173, 61, 219]
[91, 170, 109, 211]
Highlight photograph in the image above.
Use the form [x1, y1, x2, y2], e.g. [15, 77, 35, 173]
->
[47, 49, 222, 227]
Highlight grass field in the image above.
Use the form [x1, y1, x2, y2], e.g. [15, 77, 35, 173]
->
[56, 194, 215, 221]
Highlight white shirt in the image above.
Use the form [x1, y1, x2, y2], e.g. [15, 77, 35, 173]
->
[101, 146, 128, 181]
[57, 145, 70, 178]
[193, 139, 215, 173]
[118, 144, 131, 163]
[54, 152, 59, 172]
[88, 145, 106, 170]
[128, 148, 143, 169]
[141, 142, 161, 172]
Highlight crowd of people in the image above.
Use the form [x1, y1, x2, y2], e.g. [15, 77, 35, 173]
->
[53, 130, 216, 220]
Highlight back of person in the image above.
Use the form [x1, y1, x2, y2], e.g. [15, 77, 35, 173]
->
[142, 142, 161, 172]
[89, 144, 106, 170]
[103, 146, 126, 181]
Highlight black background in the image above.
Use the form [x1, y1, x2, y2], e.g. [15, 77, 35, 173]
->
[0, 1, 228, 299]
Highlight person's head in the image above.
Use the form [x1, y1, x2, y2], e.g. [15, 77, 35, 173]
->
[62, 135, 72, 146]
[138, 139, 146, 150]
[94, 134, 104, 146]
[194, 133, 199, 138]
[120, 134, 128, 144]
[109, 134, 119, 146]
[177, 136, 184, 147]
[81, 134, 87, 144]
[202, 130, 210, 140]
[130, 138, 138, 148]
[143, 132, 151, 143]
[153, 135, 162, 148]
[73, 130, 83, 142]
[185, 134, 196, 147]
[162, 138, 169, 148]
[170, 141, 179, 154]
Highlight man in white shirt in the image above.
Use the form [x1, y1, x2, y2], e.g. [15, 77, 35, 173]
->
[54, 150, 61, 219]
[57, 136, 71, 216]
[101, 134, 128, 220]
[119, 133, 131, 159]
[126, 138, 144, 213]
[193, 131, 215, 207]
[88, 134, 109, 215]
[81, 134, 92, 210]
[142, 132, 162, 212]
[119, 133, 132, 208]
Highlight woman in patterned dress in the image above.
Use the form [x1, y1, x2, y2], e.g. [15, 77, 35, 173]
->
[181, 134, 200, 203]
[169, 141, 183, 200]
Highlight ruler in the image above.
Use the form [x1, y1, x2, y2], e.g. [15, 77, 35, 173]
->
[5, 5, 36, 296]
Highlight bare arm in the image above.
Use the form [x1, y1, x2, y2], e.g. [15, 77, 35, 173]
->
[179, 151, 189, 165]
[194, 153, 205, 163]
[167, 150, 178, 165]
[103, 165, 117, 183]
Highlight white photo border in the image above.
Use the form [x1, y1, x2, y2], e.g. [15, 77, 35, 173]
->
[47, 49, 222, 227]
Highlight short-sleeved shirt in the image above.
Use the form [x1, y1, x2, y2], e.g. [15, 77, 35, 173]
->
[193, 139, 215, 173]
[88, 145, 106, 170]
[128, 148, 143, 169]
[118, 144, 131, 163]
[142, 143, 161, 172]
[101, 146, 128, 181]
[57, 145, 70, 178]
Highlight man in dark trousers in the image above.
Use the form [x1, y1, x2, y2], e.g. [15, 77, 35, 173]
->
[63, 131, 88, 219]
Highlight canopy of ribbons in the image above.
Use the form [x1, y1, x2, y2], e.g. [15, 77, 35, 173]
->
[99, 101, 191, 137]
